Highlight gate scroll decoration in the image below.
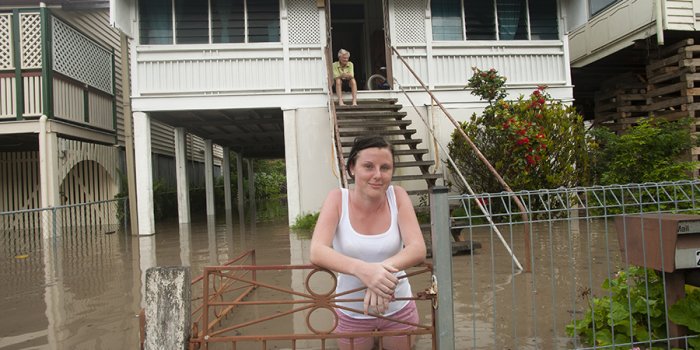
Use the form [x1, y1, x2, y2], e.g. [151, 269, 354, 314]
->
[189, 250, 436, 350]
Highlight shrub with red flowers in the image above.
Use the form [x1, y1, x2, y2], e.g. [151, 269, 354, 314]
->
[448, 68, 591, 193]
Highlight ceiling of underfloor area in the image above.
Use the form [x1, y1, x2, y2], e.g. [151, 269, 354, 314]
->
[149, 108, 285, 159]
[0, 133, 38, 152]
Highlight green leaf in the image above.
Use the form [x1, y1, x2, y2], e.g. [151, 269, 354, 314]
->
[669, 289, 700, 332]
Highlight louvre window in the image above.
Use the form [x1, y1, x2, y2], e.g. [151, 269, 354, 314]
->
[139, 0, 280, 45]
[431, 0, 559, 41]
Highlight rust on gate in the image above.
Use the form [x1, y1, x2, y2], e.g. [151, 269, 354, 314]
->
[188, 249, 436, 349]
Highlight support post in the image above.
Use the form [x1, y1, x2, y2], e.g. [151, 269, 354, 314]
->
[174, 128, 190, 223]
[120, 33, 138, 235]
[39, 116, 60, 240]
[204, 140, 215, 216]
[430, 186, 455, 350]
[222, 147, 232, 210]
[144, 266, 191, 350]
[283, 109, 300, 225]
[236, 153, 245, 209]
[247, 158, 255, 205]
[133, 112, 155, 235]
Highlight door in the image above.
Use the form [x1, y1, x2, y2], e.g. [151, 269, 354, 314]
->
[326, 0, 392, 90]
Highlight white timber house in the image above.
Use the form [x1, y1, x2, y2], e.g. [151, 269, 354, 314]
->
[110, 0, 574, 234]
[0, 0, 222, 237]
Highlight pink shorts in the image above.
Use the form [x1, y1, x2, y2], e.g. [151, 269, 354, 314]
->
[334, 300, 419, 348]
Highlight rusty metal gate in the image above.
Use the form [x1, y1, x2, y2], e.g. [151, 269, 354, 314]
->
[189, 250, 437, 349]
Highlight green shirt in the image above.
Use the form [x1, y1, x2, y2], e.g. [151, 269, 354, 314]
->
[332, 61, 354, 79]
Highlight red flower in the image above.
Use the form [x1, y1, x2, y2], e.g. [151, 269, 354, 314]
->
[536, 113, 543, 119]
[538, 97, 545, 104]
[536, 133, 545, 139]
[533, 90, 541, 97]
[516, 137, 529, 145]
[525, 155, 536, 165]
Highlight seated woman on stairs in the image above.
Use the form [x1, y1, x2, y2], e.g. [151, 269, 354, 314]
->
[310, 135, 426, 350]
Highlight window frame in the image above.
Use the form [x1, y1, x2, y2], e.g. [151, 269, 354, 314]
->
[431, 0, 559, 42]
[138, 0, 281, 45]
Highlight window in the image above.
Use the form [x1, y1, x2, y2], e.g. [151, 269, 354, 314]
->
[589, 0, 618, 16]
[139, 0, 280, 45]
[431, 0, 559, 41]
[139, 0, 173, 45]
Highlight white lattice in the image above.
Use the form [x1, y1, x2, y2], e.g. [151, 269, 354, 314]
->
[0, 14, 13, 69]
[288, 0, 320, 45]
[52, 17, 113, 94]
[394, 0, 426, 44]
[20, 13, 41, 69]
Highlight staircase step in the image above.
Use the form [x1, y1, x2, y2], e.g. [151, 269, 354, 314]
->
[335, 98, 398, 106]
[341, 139, 422, 147]
[343, 149, 428, 157]
[337, 119, 411, 128]
[394, 160, 436, 168]
[336, 111, 407, 119]
[340, 129, 416, 137]
[407, 189, 430, 196]
[392, 173, 442, 182]
[335, 104, 403, 112]
[349, 173, 442, 183]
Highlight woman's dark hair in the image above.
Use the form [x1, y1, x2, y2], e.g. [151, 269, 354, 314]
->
[345, 135, 394, 179]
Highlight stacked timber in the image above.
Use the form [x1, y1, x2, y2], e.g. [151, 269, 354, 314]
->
[645, 38, 700, 122]
[645, 38, 700, 170]
[593, 72, 648, 132]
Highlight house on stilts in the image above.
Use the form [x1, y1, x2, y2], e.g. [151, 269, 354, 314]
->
[109, 0, 573, 234]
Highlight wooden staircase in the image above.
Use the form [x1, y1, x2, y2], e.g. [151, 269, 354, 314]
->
[335, 98, 442, 197]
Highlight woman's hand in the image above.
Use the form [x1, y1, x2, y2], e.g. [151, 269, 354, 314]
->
[364, 289, 391, 315]
[355, 262, 398, 299]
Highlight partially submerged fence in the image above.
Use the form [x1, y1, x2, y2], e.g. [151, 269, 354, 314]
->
[0, 198, 127, 249]
[433, 180, 700, 349]
[142, 180, 700, 349]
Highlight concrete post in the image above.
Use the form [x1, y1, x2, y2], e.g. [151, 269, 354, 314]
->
[430, 186, 455, 350]
[174, 128, 190, 224]
[283, 109, 300, 226]
[222, 147, 232, 210]
[38, 115, 60, 240]
[204, 139, 215, 216]
[144, 266, 191, 350]
[133, 112, 155, 235]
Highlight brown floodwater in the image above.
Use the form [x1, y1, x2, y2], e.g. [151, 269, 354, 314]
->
[0, 200, 625, 350]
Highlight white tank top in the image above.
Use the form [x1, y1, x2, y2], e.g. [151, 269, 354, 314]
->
[332, 185, 412, 319]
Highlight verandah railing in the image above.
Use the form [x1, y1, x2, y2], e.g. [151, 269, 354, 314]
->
[0, 9, 115, 131]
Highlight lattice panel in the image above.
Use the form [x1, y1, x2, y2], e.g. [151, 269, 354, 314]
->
[393, 0, 426, 44]
[288, 0, 320, 45]
[20, 13, 41, 69]
[52, 17, 113, 94]
[0, 14, 13, 69]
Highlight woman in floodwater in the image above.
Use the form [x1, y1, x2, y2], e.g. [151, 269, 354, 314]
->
[310, 135, 426, 349]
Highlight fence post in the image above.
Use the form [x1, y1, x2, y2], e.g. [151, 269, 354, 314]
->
[144, 266, 191, 350]
[123, 198, 128, 234]
[430, 186, 454, 350]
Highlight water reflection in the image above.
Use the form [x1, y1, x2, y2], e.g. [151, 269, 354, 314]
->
[0, 200, 627, 350]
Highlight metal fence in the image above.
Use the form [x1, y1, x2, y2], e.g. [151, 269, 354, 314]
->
[0, 198, 128, 253]
[430, 180, 700, 349]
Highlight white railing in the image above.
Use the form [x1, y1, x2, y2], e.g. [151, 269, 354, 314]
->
[135, 45, 326, 96]
[393, 41, 568, 90]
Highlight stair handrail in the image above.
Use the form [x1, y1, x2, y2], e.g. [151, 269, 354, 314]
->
[390, 46, 532, 272]
[324, 26, 348, 188]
